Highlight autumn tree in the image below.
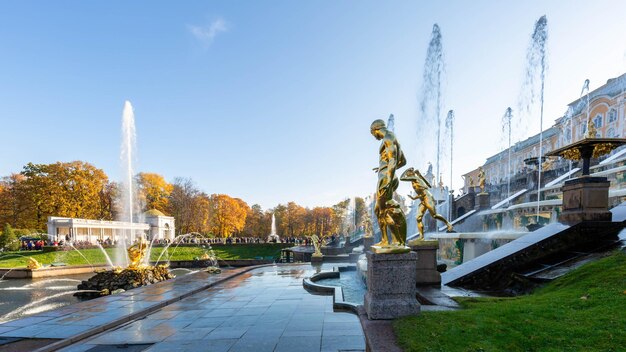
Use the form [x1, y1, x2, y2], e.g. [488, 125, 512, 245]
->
[310, 207, 334, 238]
[18, 162, 111, 230]
[332, 199, 350, 235]
[0, 174, 35, 229]
[137, 173, 173, 213]
[207, 194, 248, 238]
[242, 204, 268, 238]
[189, 193, 211, 234]
[354, 197, 367, 229]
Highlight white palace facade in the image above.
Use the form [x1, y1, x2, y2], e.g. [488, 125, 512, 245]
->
[47, 209, 175, 243]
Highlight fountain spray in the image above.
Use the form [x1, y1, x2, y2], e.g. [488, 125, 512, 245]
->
[520, 15, 548, 223]
[502, 107, 513, 203]
[445, 110, 454, 220]
[120, 100, 137, 267]
[419, 24, 445, 182]
[581, 79, 591, 135]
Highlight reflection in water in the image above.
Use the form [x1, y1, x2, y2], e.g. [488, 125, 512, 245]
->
[0, 273, 93, 323]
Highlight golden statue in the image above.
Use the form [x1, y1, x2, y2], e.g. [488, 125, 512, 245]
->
[363, 217, 373, 238]
[127, 238, 148, 269]
[310, 234, 322, 257]
[370, 119, 409, 253]
[401, 167, 453, 240]
[477, 166, 486, 194]
[585, 118, 598, 139]
[27, 257, 42, 270]
[542, 157, 555, 171]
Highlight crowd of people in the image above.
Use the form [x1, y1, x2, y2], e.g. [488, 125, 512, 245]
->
[20, 239, 46, 250]
[17, 234, 329, 251]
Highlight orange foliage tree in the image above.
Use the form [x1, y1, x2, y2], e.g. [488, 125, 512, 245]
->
[208, 194, 249, 238]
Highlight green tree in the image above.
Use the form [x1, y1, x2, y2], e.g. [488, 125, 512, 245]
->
[0, 224, 20, 251]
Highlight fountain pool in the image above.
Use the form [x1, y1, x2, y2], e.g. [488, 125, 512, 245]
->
[0, 273, 94, 323]
[314, 268, 366, 305]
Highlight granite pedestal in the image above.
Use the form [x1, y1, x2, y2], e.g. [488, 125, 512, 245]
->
[476, 192, 490, 210]
[408, 240, 441, 285]
[363, 236, 374, 252]
[560, 177, 611, 225]
[364, 251, 420, 320]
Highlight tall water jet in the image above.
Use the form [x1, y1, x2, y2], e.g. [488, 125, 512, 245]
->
[344, 197, 357, 237]
[267, 213, 279, 242]
[119, 100, 138, 266]
[519, 15, 548, 223]
[418, 24, 445, 179]
[502, 107, 513, 202]
[581, 79, 591, 136]
[445, 110, 454, 220]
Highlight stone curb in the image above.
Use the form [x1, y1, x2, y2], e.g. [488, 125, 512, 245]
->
[32, 264, 275, 352]
[302, 265, 360, 314]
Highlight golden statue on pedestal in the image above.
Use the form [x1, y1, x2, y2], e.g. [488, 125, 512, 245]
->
[400, 167, 453, 240]
[370, 119, 409, 254]
[478, 166, 486, 194]
[585, 118, 598, 139]
[127, 238, 148, 269]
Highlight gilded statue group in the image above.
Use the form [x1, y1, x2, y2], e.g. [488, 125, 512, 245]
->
[370, 119, 454, 254]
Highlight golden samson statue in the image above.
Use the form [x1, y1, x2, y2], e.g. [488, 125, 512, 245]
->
[127, 238, 148, 269]
[400, 167, 453, 240]
[370, 119, 409, 253]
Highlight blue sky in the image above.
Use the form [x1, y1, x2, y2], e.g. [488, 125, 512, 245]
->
[2, 1, 626, 209]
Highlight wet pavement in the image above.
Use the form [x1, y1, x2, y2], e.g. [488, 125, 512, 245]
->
[0, 264, 365, 352]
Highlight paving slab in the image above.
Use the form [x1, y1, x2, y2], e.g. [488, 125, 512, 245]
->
[58, 265, 364, 352]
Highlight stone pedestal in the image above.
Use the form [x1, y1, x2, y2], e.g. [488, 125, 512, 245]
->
[364, 251, 420, 320]
[559, 177, 611, 225]
[476, 192, 490, 210]
[311, 254, 323, 263]
[363, 236, 374, 252]
[408, 240, 440, 285]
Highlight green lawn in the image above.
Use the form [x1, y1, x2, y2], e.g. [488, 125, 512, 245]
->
[394, 251, 626, 352]
[0, 243, 292, 268]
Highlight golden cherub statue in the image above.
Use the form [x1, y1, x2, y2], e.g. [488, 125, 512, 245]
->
[400, 167, 453, 240]
[27, 257, 42, 270]
[127, 238, 148, 269]
[478, 166, 486, 194]
[370, 119, 408, 253]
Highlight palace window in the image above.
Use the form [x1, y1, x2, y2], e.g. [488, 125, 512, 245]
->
[608, 109, 617, 123]
[594, 114, 603, 128]
[607, 128, 616, 138]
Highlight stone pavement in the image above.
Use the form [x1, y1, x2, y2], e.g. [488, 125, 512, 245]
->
[1, 265, 364, 352]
